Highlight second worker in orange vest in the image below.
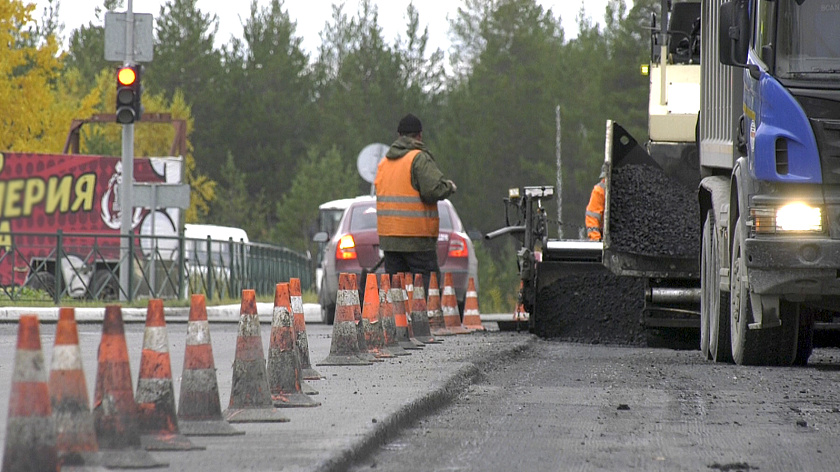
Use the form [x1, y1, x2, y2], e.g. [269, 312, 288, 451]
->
[585, 165, 606, 241]
[375, 114, 457, 293]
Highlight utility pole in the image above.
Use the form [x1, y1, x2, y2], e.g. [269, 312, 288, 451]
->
[555, 105, 563, 240]
[119, 0, 135, 301]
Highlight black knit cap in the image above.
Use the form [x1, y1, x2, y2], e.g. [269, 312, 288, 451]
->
[397, 114, 422, 135]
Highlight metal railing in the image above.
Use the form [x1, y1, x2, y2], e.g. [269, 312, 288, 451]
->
[0, 230, 312, 304]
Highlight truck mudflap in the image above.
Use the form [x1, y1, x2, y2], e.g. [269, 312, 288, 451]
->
[603, 121, 700, 279]
[532, 240, 647, 345]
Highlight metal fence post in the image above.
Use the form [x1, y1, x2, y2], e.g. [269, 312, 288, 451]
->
[128, 233, 135, 302]
[54, 230, 63, 305]
[178, 232, 186, 300]
[205, 236, 213, 300]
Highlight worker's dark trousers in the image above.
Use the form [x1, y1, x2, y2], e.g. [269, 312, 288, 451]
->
[383, 250, 439, 296]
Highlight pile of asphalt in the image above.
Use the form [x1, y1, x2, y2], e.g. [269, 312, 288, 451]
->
[609, 164, 700, 258]
[533, 268, 646, 345]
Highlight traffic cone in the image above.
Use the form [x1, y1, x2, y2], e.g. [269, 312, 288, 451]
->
[442, 272, 470, 334]
[267, 283, 320, 408]
[410, 273, 441, 343]
[49, 307, 102, 468]
[318, 273, 373, 366]
[427, 272, 451, 336]
[391, 273, 422, 350]
[290, 277, 322, 383]
[223, 289, 290, 423]
[3, 314, 58, 472]
[513, 280, 529, 325]
[378, 273, 409, 356]
[178, 294, 243, 436]
[351, 273, 381, 363]
[93, 305, 167, 468]
[136, 299, 203, 451]
[361, 273, 394, 358]
[401, 274, 425, 348]
[463, 277, 486, 331]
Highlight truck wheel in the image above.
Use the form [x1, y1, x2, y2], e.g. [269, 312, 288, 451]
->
[794, 306, 814, 366]
[700, 212, 713, 359]
[730, 217, 779, 365]
[24, 271, 57, 297]
[703, 211, 732, 363]
[90, 269, 119, 301]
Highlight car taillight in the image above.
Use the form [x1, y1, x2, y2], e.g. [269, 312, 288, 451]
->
[336, 234, 357, 260]
[448, 234, 468, 258]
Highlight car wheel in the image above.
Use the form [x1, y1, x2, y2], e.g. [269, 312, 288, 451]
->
[25, 271, 57, 297]
[323, 303, 336, 325]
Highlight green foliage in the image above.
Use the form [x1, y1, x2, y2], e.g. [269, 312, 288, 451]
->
[205, 152, 268, 239]
[272, 146, 359, 253]
[474, 239, 520, 314]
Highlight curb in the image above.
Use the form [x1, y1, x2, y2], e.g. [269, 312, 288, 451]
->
[314, 335, 535, 472]
[0, 303, 324, 324]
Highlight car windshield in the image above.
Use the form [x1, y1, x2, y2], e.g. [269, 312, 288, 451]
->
[349, 202, 455, 232]
[775, 0, 840, 79]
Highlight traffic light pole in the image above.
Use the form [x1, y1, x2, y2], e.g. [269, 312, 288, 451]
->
[119, 0, 135, 301]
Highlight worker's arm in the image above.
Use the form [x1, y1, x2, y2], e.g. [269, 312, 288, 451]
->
[412, 152, 456, 203]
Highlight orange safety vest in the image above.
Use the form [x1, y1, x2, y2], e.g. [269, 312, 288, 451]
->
[375, 150, 439, 237]
[585, 179, 605, 241]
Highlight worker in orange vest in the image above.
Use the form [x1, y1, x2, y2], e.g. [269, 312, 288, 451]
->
[585, 164, 606, 241]
[375, 114, 456, 293]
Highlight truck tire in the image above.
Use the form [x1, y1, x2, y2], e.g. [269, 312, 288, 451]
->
[794, 306, 814, 366]
[90, 269, 119, 301]
[702, 211, 732, 363]
[700, 212, 713, 359]
[729, 217, 780, 365]
[24, 271, 57, 297]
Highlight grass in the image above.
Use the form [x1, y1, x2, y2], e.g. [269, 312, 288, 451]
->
[0, 289, 320, 308]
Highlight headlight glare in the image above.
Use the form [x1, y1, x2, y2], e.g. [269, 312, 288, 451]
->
[775, 203, 822, 232]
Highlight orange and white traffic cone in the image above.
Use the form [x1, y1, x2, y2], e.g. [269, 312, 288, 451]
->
[462, 277, 486, 331]
[93, 305, 167, 468]
[442, 272, 470, 334]
[513, 280, 530, 326]
[378, 273, 410, 356]
[427, 272, 451, 336]
[268, 283, 320, 408]
[178, 294, 243, 436]
[223, 290, 290, 423]
[410, 273, 441, 343]
[318, 273, 373, 366]
[391, 273, 422, 350]
[361, 273, 394, 358]
[351, 273, 381, 363]
[49, 307, 102, 468]
[401, 274, 425, 348]
[3, 314, 58, 472]
[290, 278, 322, 384]
[136, 299, 203, 451]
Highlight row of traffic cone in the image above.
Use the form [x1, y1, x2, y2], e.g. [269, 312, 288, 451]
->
[318, 271, 484, 366]
[2, 276, 327, 470]
[2, 273, 483, 470]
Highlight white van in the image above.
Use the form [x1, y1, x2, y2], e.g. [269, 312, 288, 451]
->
[183, 224, 249, 270]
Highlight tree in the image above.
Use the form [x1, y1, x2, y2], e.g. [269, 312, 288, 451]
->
[63, 0, 121, 84]
[273, 146, 358, 253]
[205, 152, 266, 238]
[0, 0, 79, 152]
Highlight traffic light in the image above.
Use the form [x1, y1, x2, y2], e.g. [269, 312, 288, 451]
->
[115, 64, 142, 124]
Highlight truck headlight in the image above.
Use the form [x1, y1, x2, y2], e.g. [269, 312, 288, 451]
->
[751, 203, 823, 234]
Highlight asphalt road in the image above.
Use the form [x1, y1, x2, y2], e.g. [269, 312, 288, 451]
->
[349, 339, 840, 472]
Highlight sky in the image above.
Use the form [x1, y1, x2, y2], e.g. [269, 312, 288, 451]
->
[32, 0, 613, 56]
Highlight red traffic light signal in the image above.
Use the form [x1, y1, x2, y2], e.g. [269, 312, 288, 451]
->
[115, 65, 142, 124]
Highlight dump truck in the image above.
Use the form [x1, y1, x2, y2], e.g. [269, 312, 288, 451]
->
[498, 0, 840, 366]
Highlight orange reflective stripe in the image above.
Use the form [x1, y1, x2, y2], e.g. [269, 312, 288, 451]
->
[375, 150, 439, 237]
